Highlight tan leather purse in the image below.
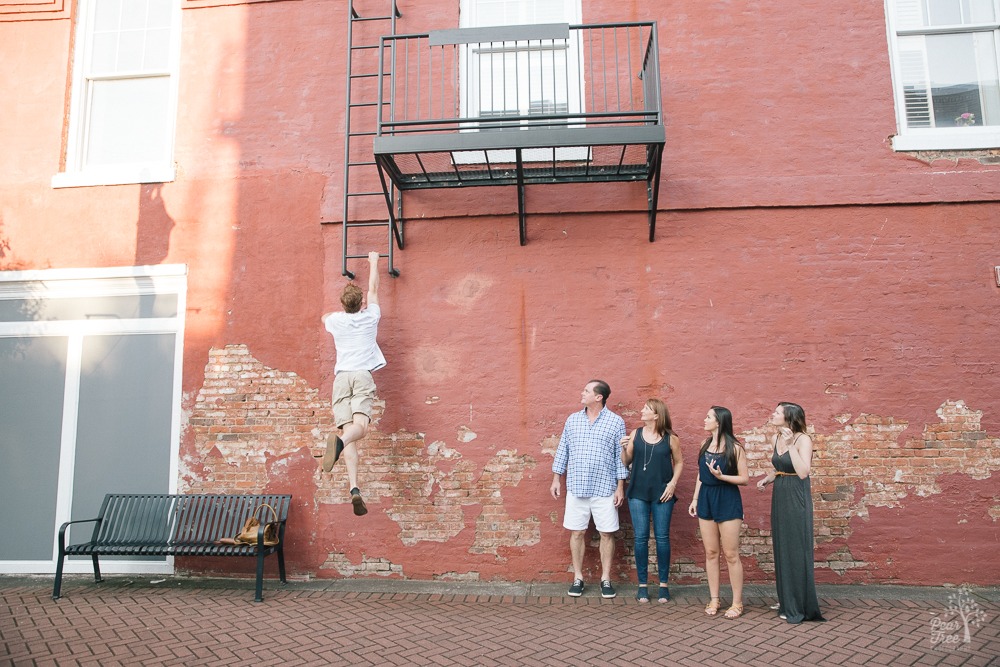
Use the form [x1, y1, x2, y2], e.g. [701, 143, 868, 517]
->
[218, 503, 279, 547]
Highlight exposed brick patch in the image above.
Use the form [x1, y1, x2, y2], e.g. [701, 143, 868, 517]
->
[380, 443, 541, 553]
[320, 553, 404, 577]
[814, 400, 999, 516]
[184, 348, 996, 583]
[815, 546, 869, 575]
[182, 345, 333, 493]
[658, 401, 998, 582]
[740, 400, 999, 577]
[188, 345, 540, 564]
[909, 148, 1000, 166]
[433, 571, 482, 581]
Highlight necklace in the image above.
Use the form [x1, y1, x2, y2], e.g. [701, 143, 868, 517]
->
[642, 439, 656, 472]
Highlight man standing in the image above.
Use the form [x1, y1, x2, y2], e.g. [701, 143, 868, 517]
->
[550, 380, 628, 598]
[318, 251, 385, 516]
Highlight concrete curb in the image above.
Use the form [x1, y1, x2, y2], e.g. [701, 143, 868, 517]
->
[5, 573, 999, 604]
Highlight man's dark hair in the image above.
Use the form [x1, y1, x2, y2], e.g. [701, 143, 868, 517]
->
[589, 379, 611, 407]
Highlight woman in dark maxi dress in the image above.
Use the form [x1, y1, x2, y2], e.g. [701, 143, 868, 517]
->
[757, 402, 825, 624]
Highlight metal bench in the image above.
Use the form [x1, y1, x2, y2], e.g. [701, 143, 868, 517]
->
[53, 493, 292, 602]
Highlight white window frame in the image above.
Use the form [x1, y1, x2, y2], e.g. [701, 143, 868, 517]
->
[459, 0, 583, 124]
[457, 0, 585, 162]
[885, 0, 1000, 150]
[52, 0, 182, 188]
[0, 264, 187, 575]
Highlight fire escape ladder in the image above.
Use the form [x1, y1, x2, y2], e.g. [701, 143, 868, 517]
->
[341, 1, 402, 279]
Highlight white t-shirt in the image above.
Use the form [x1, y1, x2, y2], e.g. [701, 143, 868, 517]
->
[324, 303, 386, 373]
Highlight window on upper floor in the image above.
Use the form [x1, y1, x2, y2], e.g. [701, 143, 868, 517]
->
[52, 0, 181, 188]
[886, 0, 1000, 150]
[460, 0, 583, 130]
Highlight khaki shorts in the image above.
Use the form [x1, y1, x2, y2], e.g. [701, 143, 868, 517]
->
[332, 370, 376, 429]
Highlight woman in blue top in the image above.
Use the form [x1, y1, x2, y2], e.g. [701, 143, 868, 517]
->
[687, 406, 749, 619]
[620, 398, 683, 603]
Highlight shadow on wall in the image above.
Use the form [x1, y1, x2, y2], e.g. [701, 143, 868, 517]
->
[0, 217, 27, 271]
[135, 184, 175, 265]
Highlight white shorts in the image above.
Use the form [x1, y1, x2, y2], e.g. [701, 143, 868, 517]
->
[563, 493, 619, 533]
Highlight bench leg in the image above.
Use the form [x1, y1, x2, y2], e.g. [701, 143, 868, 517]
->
[92, 554, 103, 584]
[53, 554, 65, 600]
[254, 550, 265, 602]
[277, 546, 287, 584]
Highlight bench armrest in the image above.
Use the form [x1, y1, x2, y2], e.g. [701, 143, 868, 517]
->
[57, 517, 102, 554]
[251, 518, 288, 547]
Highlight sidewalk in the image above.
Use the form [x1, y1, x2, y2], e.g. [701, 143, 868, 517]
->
[2, 575, 997, 666]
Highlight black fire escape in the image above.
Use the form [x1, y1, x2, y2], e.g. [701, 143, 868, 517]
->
[342, 3, 665, 276]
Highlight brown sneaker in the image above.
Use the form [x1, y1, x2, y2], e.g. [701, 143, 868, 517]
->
[319, 434, 344, 473]
[350, 487, 368, 516]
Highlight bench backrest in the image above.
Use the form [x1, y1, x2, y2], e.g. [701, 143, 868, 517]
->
[90, 494, 292, 546]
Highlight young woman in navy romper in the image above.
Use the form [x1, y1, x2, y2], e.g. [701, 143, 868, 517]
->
[687, 406, 750, 619]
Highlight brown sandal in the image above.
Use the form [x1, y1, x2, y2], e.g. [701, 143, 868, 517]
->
[724, 603, 744, 619]
[705, 598, 721, 616]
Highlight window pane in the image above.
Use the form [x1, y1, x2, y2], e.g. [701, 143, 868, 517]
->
[89, 0, 172, 74]
[117, 30, 146, 71]
[0, 294, 178, 322]
[91, 32, 119, 73]
[477, 46, 570, 117]
[476, 0, 516, 26]
[0, 336, 67, 560]
[121, 0, 147, 30]
[532, 0, 565, 23]
[898, 32, 1000, 128]
[93, 0, 122, 32]
[894, 0, 995, 29]
[85, 77, 170, 166]
[147, 0, 173, 29]
[144, 28, 171, 70]
[474, 0, 571, 26]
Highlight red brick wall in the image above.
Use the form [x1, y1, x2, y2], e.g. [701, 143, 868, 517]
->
[180, 201, 1000, 588]
[2, 0, 998, 586]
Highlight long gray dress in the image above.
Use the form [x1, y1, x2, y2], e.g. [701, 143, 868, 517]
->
[771, 439, 825, 624]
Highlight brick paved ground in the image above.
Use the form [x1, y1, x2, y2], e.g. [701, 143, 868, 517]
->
[1, 577, 997, 666]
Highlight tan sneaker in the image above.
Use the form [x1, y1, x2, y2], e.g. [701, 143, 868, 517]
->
[319, 434, 343, 473]
[350, 487, 368, 516]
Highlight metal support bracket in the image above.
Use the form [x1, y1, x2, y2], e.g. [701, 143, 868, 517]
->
[646, 143, 663, 242]
[516, 149, 527, 245]
[376, 164, 403, 276]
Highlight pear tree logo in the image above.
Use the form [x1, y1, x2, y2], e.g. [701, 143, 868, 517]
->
[930, 586, 987, 651]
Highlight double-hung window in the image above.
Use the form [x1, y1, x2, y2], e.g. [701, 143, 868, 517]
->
[460, 0, 583, 130]
[886, 0, 1000, 150]
[53, 0, 181, 188]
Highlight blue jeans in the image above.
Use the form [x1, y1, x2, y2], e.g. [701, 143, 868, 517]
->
[628, 496, 676, 585]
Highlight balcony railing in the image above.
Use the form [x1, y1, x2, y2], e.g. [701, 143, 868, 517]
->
[368, 21, 665, 245]
[375, 21, 662, 138]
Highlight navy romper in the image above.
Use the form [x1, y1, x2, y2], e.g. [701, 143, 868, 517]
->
[696, 450, 743, 522]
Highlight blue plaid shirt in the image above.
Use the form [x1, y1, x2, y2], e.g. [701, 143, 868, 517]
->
[552, 407, 628, 498]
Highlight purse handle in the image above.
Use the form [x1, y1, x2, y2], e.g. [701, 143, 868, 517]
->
[253, 503, 278, 524]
